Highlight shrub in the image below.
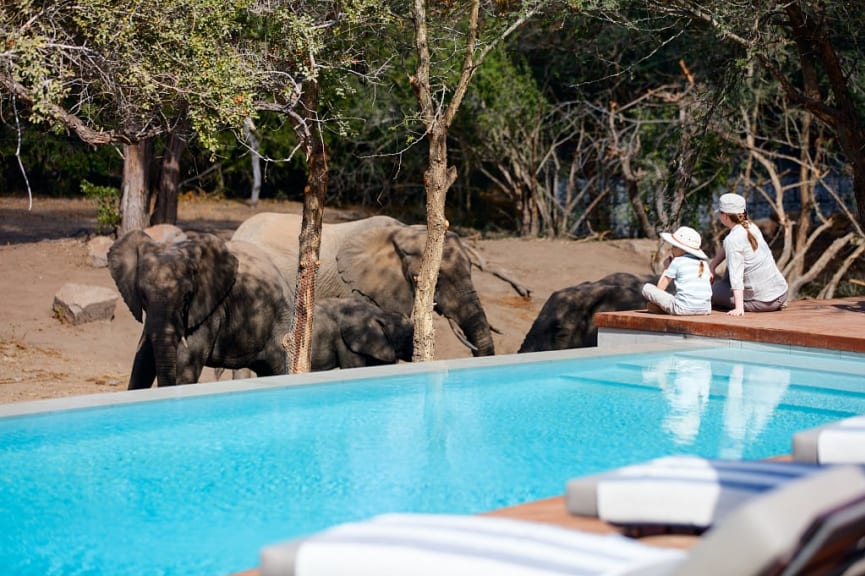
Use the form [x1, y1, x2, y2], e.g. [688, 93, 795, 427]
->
[81, 180, 121, 236]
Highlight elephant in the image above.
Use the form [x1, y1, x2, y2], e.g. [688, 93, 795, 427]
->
[518, 272, 656, 352]
[311, 296, 413, 370]
[108, 229, 294, 389]
[232, 213, 495, 356]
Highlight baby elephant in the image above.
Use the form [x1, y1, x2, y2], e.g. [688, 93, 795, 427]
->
[312, 297, 414, 370]
[519, 272, 655, 352]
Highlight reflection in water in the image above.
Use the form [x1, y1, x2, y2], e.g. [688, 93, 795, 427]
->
[719, 364, 791, 459]
[645, 356, 793, 454]
[643, 358, 712, 445]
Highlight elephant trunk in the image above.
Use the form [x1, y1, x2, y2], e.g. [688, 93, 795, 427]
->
[455, 290, 495, 357]
[148, 316, 182, 387]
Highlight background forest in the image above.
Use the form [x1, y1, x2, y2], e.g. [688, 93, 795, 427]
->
[2, 0, 865, 303]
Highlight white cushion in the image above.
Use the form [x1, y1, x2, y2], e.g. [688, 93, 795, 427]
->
[582, 456, 821, 528]
[816, 415, 865, 464]
[265, 513, 684, 576]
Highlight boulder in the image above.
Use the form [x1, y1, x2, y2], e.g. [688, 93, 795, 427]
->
[53, 283, 119, 325]
[87, 236, 114, 268]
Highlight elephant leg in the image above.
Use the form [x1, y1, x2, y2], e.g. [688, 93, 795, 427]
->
[234, 368, 255, 379]
[129, 333, 157, 390]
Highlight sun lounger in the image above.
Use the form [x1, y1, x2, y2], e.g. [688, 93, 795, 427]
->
[565, 416, 865, 533]
[259, 466, 865, 576]
[793, 414, 865, 464]
[565, 455, 825, 532]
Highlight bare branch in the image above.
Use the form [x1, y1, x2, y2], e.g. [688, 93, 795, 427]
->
[0, 74, 133, 145]
[818, 242, 865, 299]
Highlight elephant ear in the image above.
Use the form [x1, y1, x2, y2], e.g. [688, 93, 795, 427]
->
[182, 233, 239, 330]
[108, 230, 153, 322]
[341, 316, 396, 363]
[337, 226, 416, 314]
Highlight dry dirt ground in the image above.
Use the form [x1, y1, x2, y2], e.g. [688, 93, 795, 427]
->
[0, 195, 656, 404]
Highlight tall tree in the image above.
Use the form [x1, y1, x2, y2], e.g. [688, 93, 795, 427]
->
[241, 1, 392, 372]
[407, 0, 559, 360]
[1, 1, 256, 232]
[151, 112, 191, 225]
[654, 0, 865, 228]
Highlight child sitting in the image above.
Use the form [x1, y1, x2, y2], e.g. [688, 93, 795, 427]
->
[642, 226, 712, 315]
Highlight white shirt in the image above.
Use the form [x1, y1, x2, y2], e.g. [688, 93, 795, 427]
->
[665, 254, 712, 313]
[723, 223, 788, 302]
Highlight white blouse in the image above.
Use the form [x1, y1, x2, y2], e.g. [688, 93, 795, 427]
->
[723, 223, 788, 302]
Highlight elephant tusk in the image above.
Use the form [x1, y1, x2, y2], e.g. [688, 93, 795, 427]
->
[447, 317, 478, 352]
[181, 336, 189, 349]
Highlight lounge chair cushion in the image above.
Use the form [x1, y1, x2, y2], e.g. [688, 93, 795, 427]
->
[566, 456, 823, 530]
[793, 415, 865, 464]
[260, 513, 685, 576]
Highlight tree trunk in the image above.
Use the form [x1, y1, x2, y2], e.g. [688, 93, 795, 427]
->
[521, 186, 532, 237]
[791, 113, 815, 282]
[413, 127, 454, 362]
[286, 82, 327, 374]
[244, 117, 262, 206]
[784, 2, 865, 229]
[665, 104, 695, 233]
[409, 0, 482, 360]
[625, 177, 656, 239]
[120, 140, 152, 236]
[151, 127, 187, 226]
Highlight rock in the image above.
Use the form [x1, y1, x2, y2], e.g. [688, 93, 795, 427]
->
[52, 283, 119, 325]
[87, 236, 114, 268]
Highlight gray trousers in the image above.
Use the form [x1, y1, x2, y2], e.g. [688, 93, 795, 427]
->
[712, 276, 788, 312]
[642, 283, 710, 316]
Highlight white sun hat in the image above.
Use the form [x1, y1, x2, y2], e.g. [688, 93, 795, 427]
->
[718, 193, 747, 214]
[660, 226, 708, 260]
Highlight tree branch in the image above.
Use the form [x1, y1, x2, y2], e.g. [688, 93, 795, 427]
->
[0, 74, 133, 145]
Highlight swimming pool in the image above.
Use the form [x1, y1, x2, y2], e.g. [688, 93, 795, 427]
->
[1, 342, 863, 575]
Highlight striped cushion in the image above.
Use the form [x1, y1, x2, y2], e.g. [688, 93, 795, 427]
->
[793, 415, 865, 464]
[567, 456, 822, 529]
[262, 513, 684, 576]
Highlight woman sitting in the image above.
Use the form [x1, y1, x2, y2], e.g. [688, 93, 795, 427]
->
[710, 193, 788, 316]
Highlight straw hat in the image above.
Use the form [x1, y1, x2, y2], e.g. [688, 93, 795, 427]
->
[719, 193, 747, 214]
[660, 226, 708, 260]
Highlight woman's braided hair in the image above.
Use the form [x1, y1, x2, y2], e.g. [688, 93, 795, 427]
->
[726, 212, 758, 251]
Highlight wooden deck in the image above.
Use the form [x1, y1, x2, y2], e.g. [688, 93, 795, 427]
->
[595, 296, 865, 353]
[235, 298, 865, 575]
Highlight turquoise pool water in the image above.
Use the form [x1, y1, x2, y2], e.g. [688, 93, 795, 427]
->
[1, 344, 864, 575]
